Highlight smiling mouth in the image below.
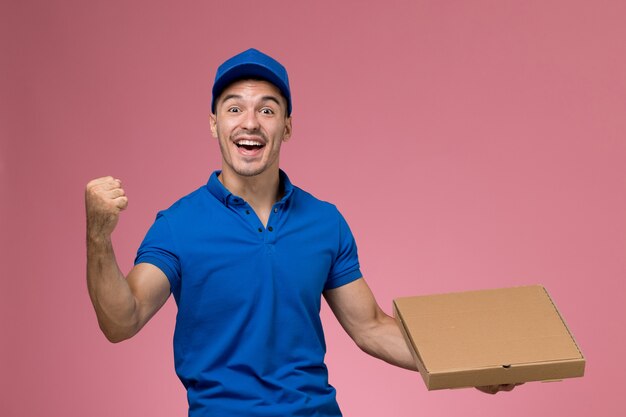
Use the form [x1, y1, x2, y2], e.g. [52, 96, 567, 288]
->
[235, 139, 265, 151]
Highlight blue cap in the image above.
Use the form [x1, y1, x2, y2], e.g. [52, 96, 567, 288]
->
[211, 48, 292, 115]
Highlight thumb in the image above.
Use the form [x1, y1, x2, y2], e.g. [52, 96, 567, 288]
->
[115, 196, 129, 211]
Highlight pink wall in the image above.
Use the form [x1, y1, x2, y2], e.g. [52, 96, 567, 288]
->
[2, 1, 624, 415]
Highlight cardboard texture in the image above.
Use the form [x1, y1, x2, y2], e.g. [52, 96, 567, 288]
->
[393, 285, 585, 390]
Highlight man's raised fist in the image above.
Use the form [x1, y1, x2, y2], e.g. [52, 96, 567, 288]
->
[85, 176, 128, 239]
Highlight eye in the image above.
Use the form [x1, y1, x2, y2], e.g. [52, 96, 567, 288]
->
[260, 108, 274, 115]
[227, 107, 241, 113]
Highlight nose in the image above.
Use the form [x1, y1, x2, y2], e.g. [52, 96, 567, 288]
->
[241, 109, 260, 131]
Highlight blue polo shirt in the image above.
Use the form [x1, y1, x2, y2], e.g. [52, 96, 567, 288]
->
[135, 170, 362, 416]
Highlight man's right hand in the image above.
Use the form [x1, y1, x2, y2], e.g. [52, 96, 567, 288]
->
[85, 176, 128, 239]
[84, 176, 170, 342]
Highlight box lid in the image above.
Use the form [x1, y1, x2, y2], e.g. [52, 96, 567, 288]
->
[394, 285, 585, 389]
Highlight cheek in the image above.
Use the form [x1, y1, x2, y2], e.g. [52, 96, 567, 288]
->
[214, 123, 230, 140]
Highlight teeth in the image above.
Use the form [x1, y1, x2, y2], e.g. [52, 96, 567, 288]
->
[236, 139, 263, 146]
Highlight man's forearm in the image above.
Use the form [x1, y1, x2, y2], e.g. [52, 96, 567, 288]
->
[356, 313, 418, 371]
[86, 236, 139, 342]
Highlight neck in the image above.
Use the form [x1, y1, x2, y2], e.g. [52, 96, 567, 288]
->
[218, 166, 282, 225]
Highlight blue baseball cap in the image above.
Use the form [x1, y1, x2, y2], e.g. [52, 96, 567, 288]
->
[211, 48, 292, 115]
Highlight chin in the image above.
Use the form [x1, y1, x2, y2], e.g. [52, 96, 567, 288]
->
[233, 165, 267, 177]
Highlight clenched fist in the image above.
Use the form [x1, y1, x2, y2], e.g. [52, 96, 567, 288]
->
[85, 176, 129, 240]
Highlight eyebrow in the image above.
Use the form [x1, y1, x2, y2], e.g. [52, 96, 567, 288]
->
[220, 94, 282, 107]
[220, 94, 242, 104]
[260, 95, 281, 107]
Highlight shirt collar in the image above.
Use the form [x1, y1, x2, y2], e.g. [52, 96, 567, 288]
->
[206, 170, 294, 207]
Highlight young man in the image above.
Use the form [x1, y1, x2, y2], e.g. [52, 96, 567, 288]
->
[85, 48, 515, 416]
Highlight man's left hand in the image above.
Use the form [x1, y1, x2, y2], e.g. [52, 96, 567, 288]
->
[475, 383, 524, 395]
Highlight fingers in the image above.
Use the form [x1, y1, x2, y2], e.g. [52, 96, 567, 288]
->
[86, 177, 125, 197]
[103, 186, 125, 199]
[85, 176, 129, 238]
[115, 195, 129, 210]
[476, 383, 524, 395]
[498, 384, 516, 392]
[87, 176, 123, 192]
[85, 176, 129, 214]
[87, 176, 117, 187]
[476, 385, 499, 395]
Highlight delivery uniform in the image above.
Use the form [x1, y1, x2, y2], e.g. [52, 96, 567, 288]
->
[135, 170, 362, 416]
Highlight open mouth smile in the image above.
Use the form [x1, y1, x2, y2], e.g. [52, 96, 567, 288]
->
[235, 139, 265, 151]
[233, 137, 267, 157]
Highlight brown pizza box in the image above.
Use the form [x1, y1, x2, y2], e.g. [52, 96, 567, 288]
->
[393, 285, 585, 390]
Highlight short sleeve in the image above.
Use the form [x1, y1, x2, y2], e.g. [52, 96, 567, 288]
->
[325, 211, 362, 290]
[135, 211, 181, 295]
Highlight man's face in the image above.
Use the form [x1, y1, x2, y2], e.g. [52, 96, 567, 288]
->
[210, 79, 292, 178]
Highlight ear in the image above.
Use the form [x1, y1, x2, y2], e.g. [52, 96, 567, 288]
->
[209, 112, 218, 139]
[282, 116, 292, 142]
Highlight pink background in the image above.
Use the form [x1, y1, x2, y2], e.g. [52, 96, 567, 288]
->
[2, 0, 625, 416]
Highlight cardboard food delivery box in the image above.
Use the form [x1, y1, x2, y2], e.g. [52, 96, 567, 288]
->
[393, 285, 585, 390]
